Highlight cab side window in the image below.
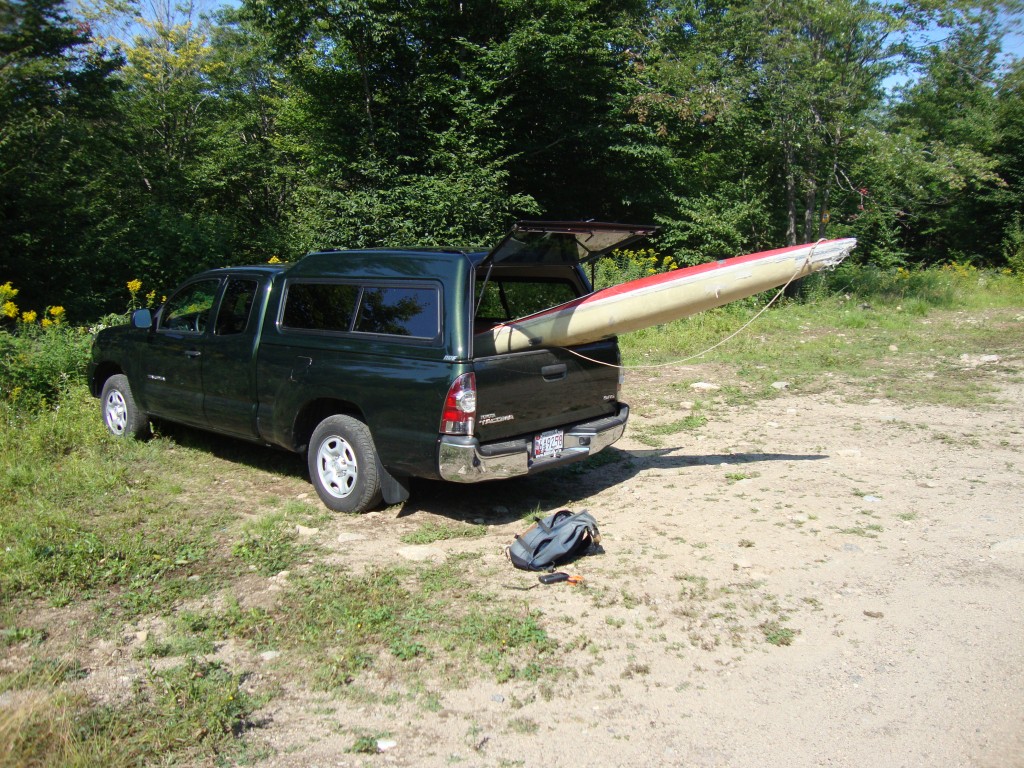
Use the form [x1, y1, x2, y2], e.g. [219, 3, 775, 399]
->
[355, 286, 439, 338]
[216, 279, 258, 335]
[282, 282, 359, 332]
[159, 279, 220, 334]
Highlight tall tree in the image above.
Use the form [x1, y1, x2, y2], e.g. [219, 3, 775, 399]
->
[993, 59, 1024, 269]
[636, 0, 903, 261]
[0, 0, 123, 316]
[883, 10, 1006, 263]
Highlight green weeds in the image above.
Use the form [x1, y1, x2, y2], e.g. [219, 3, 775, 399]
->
[0, 658, 265, 768]
[760, 620, 797, 647]
[400, 521, 487, 545]
[232, 511, 307, 576]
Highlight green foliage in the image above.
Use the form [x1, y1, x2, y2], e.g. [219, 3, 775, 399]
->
[656, 181, 774, 265]
[593, 248, 678, 289]
[1004, 215, 1024, 275]
[3, 0, 1024, 315]
[0, 325, 92, 410]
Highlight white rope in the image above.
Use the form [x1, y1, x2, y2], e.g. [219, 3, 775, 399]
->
[558, 240, 825, 371]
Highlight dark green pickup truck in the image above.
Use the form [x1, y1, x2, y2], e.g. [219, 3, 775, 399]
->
[89, 221, 652, 512]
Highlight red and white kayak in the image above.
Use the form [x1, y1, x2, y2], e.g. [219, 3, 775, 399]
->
[474, 238, 856, 356]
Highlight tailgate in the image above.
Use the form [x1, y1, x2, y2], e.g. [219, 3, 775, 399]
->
[472, 340, 620, 443]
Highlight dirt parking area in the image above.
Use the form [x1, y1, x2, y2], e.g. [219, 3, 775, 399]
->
[212, 357, 1023, 768]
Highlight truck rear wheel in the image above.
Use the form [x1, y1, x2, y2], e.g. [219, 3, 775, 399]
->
[308, 415, 382, 513]
[100, 374, 151, 439]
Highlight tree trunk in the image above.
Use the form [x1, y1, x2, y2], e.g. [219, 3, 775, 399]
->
[784, 141, 797, 246]
[802, 144, 818, 243]
[803, 178, 817, 243]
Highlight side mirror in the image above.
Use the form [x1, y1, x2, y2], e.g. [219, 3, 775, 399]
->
[130, 308, 153, 329]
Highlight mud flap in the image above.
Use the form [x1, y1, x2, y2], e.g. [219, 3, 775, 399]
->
[378, 461, 410, 505]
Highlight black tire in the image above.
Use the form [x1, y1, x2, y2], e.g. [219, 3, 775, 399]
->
[307, 415, 382, 513]
[100, 374, 151, 439]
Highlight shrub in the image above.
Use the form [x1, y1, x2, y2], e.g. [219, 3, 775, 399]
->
[0, 325, 93, 411]
[592, 248, 678, 290]
[1003, 215, 1024, 276]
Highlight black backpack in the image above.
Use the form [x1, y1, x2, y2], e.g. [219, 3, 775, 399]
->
[507, 510, 601, 571]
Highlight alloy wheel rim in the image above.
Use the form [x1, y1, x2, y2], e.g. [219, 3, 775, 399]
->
[316, 436, 358, 498]
[105, 391, 127, 435]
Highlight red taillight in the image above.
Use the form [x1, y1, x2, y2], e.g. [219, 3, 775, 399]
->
[441, 373, 477, 435]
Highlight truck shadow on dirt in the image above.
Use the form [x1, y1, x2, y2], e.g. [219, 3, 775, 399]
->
[399, 447, 829, 524]
[154, 424, 828, 525]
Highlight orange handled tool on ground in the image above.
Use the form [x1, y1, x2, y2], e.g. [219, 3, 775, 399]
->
[538, 572, 585, 586]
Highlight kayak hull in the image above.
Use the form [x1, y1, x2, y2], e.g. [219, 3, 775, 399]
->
[474, 238, 856, 356]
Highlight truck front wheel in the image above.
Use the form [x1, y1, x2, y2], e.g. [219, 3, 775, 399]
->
[308, 415, 383, 513]
[100, 374, 151, 439]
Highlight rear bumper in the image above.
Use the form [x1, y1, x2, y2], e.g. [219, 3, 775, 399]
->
[438, 404, 629, 483]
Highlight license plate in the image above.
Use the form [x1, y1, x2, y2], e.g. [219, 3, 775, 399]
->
[534, 429, 564, 459]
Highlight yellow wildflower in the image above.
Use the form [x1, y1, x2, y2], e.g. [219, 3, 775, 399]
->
[268, 255, 282, 264]
[2, 300, 17, 319]
[21, 310, 37, 323]
[127, 279, 143, 294]
[0, 282, 18, 303]
[146, 290, 157, 307]
[41, 318, 53, 328]
[48, 306, 65, 323]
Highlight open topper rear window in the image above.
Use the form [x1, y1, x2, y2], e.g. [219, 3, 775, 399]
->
[483, 221, 658, 267]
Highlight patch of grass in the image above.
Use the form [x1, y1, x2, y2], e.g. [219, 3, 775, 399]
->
[232, 511, 306, 576]
[0, 626, 47, 648]
[508, 717, 540, 735]
[400, 521, 487, 545]
[199, 562, 559, 686]
[0, 657, 88, 694]
[760, 620, 797, 646]
[0, 657, 265, 767]
[835, 525, 883, 538]
[633, 412, 709, 447]
[134, 633, 216, 659]
[176, 599, 278, 649]
[620, 266, 1024, 408]
[0, 390, 234, 616]
[144, 657, 267, 749]
[348, 733, 389, 754]
[621, 661, 651, 679]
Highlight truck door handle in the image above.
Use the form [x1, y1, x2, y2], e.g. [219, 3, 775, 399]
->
[184, 349, 202, 359]
[541, 363, 567, 381]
